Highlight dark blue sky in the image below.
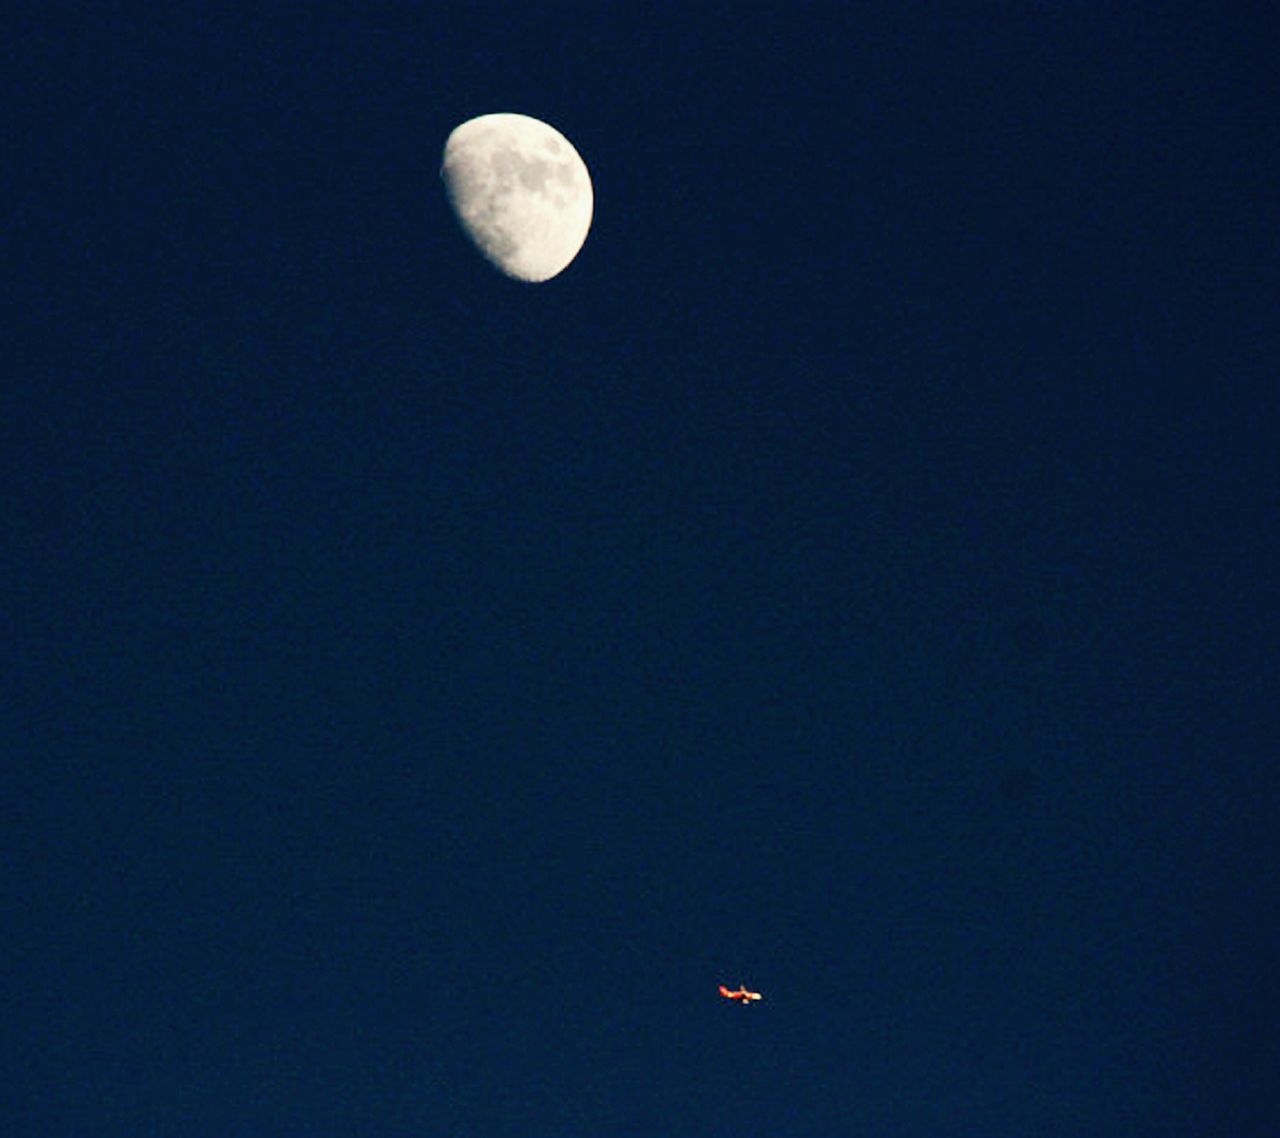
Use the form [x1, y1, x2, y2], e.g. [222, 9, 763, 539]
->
[5, 5, 1277, 1135]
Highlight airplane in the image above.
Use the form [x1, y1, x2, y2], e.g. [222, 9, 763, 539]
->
[718, 984, 763, 1004]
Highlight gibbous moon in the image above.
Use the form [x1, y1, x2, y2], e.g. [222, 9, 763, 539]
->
[441, 113, 593, 282]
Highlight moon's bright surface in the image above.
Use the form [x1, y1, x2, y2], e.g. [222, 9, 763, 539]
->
[441, 113, 593, 282]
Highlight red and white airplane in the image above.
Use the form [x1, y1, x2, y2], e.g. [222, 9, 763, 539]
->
[718, 984, 763, 1004]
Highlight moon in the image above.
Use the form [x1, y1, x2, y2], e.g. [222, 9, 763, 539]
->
[441, 113, 593, 282]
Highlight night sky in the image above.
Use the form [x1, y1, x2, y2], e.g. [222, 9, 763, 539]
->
[6, 5, 1277, 1135]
